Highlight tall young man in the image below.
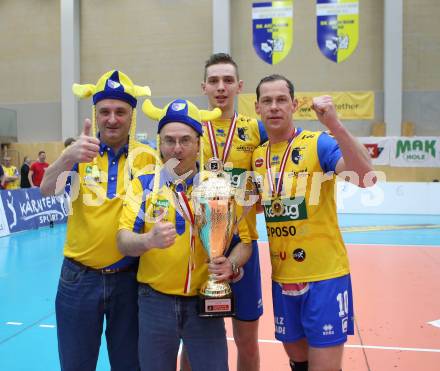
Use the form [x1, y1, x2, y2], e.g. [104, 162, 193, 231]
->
[197, 53, 267, 371]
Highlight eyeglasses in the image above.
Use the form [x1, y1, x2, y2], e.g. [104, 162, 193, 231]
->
[160, 136, 198, 148]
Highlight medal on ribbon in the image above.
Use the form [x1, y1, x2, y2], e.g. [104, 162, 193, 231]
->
[266, 129, 298, 217]
[271, 197, 284, 217]
[205, 113, 238, 171]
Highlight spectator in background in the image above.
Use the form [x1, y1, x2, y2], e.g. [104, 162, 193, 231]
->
[29, 150, 49, 187]
[2, 156, 20, 190]
[64, 137, 76, 148]
[0, 164, 4, 189]
[20, 156, 32, 188]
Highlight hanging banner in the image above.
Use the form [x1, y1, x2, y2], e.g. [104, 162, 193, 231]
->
[390, 137, 440, 167]
[252, 1, 293, 65]
[238, 91, 374, 120]
[316, 0, 359, 63]
[0, 195, 10, 237]
[357, 137, 392, 166]
[0, 188, 69, 234]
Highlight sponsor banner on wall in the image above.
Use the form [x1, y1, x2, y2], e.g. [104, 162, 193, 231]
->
[357, 137, 391, 165]
[390, 137, 440, 167]
[316, 0, 359, 63]
[252, 1, 293, 65]
[0, 188, 69, 234]
[238, 91, 374, 120]
[0, 196, 10, 237]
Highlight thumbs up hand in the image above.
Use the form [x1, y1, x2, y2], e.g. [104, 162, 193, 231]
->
[64, 118, 100, 164]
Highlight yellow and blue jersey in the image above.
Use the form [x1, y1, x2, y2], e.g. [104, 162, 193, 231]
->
[252, 128, 350, 283]
[63, 140, 156, 269]
[119, 171, 209, 296]
[202, 113, 267, 243]
[3, 165, 19, 189]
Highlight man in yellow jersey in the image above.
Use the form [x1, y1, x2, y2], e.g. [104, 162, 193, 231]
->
[252, 74, 375, 371]
[180, 53, 267, 371]
[1, 156, 20, 189]
[118, 98, 229, 371]
[40, 70, 155, 371]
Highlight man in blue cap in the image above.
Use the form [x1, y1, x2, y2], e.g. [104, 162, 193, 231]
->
[118, 98, 229, 371]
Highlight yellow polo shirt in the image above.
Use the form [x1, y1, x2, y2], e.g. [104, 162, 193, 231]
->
[64, 140, 156, 268]
[119, 173, 209, 296]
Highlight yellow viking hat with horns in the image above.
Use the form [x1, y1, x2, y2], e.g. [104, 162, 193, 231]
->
[142, 98, 220, 135]
[72, 70, 151, 178]
[142, 98, 221, 166]
[142, 98, 221, 203]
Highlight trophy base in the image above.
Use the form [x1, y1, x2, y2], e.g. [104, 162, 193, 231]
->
[198, 277, 235, 318]
[198, 293, 235, 318]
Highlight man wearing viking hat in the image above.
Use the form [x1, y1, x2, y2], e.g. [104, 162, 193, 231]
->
[117, 98, 230, 371]
[41, 70, 156, 371]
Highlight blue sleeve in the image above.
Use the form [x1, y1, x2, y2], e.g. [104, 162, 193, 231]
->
[65, 163, 79, 195]
[133, 174, 155, 233]
[317, 132, 342, 173]
[257, 120, 268, 144]
[0, 166, 4, 177]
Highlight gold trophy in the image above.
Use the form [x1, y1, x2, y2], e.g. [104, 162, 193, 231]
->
[192, 159, 237, 317]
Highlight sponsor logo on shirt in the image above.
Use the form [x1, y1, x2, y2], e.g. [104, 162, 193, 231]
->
[254, 158, 264, 168]
[271, 155, 280, 165]
[292, 248, 306, 262]
[216, 128, 226, 137]
[236, 145, 254, 153]
[263, 197, 308, 222]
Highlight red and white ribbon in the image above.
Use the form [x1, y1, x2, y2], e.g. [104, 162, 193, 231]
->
[177, 191, 196, 294]
[205, 112, 238, 164]
[265, 129, 298, 197]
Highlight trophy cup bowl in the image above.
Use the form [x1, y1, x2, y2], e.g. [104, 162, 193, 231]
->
[192, 172, 236, 318]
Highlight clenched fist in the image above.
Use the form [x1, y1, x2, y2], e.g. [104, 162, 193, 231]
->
[311, 95, 342, 132]
[147, 221, 177, 249]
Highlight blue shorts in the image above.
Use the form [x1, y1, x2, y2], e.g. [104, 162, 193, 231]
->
[227, 237, 263, 321]
[272, 274, 354, 347]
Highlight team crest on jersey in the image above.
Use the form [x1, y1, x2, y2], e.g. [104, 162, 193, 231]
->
[237, 127, 249, 141]
[291, 147, 303, 165]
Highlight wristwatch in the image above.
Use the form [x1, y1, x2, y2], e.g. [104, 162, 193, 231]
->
[230, 258, 240, 276]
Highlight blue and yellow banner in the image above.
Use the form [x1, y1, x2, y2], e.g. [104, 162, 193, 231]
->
[238, 91, 374, 120]
[252, 1, 293, 65]
[0, 188, 68, 234]
[316, 0, 359, 63]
